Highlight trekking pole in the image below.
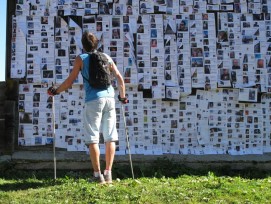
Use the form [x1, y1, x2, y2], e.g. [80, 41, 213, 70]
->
[51, 83, 57, 180]
[121, 104, 134, 179]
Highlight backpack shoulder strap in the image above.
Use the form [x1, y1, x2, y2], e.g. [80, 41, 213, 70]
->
[81, 52, 93, 82]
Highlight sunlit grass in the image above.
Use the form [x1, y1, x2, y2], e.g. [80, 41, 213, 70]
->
[1, 169, 271, 204]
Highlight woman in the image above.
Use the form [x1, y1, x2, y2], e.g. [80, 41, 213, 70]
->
[48, 32, 127, 184]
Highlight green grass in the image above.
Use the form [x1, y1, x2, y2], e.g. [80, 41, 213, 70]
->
[1, 160, 271, 204]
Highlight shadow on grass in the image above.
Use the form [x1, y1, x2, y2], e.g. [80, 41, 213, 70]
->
[0, 168, 92, 180]
[114, 158, 271, 180]
[0, 169, 91, 192]
[0, 180, 63, 192]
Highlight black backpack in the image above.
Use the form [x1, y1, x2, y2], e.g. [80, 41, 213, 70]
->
[83, 51, 112, 89]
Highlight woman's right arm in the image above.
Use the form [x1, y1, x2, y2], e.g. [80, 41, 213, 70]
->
[110, 62, 125, 98]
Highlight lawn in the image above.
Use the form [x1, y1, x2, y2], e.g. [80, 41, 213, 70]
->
[1, 160, 271, 204]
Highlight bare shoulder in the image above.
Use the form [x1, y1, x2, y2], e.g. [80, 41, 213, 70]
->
[74, 55, 83, 70]
[75, 55, 83, 62]
[102, 53, 116, 71]
[103, 52, 113, 63]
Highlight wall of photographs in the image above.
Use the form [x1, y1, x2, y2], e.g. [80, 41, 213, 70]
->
[13, 0, 271, 155]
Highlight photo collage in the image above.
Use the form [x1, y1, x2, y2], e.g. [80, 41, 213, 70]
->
[14, 0, 271, 155]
